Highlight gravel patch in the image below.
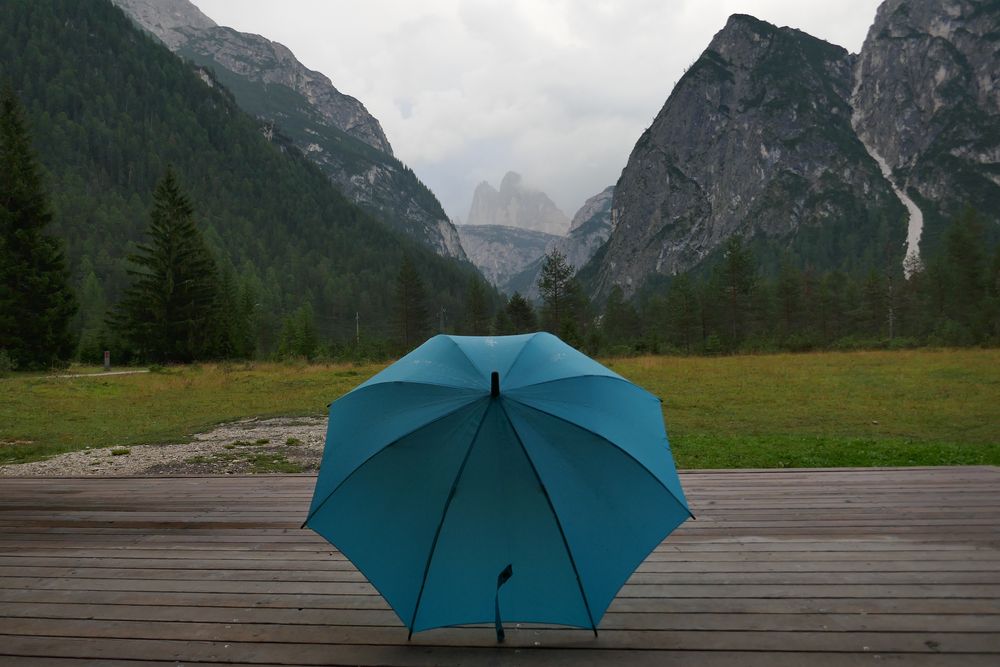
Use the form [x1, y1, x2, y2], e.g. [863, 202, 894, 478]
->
[0, 416, 327, 476]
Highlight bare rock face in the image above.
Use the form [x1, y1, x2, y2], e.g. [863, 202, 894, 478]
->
[110, 0, 467, 261]
[178, 26, 392, 155]
[853, 0, 1000, 247]
[590, 14, 905, 298]
[466, 172, 570, 236]
[456, 225, 559, 289]
[109, 0, 215, 49]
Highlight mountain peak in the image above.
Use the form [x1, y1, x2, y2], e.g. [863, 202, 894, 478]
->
[500, 171, 524, 193]
[110, 0, 215, 48]
[466, 173, 569, 236]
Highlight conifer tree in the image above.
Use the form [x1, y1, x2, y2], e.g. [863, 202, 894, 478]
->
[665, 274, 699, 351]
[538, 249, 574, 333]
[463, 276, 491, 335]
[112, 169, 217, 362]
[0, 85, 76, 368]
[717, 235, 757, 347]
[394, 256, 429, 348]
[505, 292, 537, 333]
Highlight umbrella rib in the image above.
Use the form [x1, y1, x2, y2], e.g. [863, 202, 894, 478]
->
[301, 398, 487, 529]
[406, 402, 493, 639]
[504, 396, 694, 521]
[500, 331, 541, 382]
[498, 401, 599, 637]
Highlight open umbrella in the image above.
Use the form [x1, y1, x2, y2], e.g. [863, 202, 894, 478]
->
[303, 332, 691, 639]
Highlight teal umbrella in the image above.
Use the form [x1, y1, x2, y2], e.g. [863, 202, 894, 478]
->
[304, 333, 691, 639]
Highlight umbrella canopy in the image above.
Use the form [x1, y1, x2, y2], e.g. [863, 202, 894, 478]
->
[304, 333, 691, 638]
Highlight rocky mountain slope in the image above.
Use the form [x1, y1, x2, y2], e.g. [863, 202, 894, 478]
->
[456, 225, 559, 289]
[506, 186, 615, 300]
[465, 172, 570, 235]
[588, 1, 999, 299]
[590, 13, 907, 298]
[852, 0, 1000, 253]
[110, 0, 465, 260]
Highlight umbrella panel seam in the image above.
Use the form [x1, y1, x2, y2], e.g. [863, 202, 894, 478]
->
[303, 398, 488, 528]
[407, 399, 494, 638]
[498, 400, 599, 636]
[503, 396, 693, 520]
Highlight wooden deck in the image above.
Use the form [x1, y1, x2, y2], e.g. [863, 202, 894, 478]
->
[1, 467, 998, 666]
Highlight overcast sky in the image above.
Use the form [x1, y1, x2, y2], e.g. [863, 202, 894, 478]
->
[194, 0, 883, 222]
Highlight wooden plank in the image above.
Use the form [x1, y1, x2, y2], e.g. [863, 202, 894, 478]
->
[0, 468, 998, 666]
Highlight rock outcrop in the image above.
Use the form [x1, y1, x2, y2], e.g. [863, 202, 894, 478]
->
[589, 2, 1000, 298]
[466, 172, 570, 236]
[456, 225, 560, 289]
[852, 0, 1000, 250]
[589, 14, 907, 298]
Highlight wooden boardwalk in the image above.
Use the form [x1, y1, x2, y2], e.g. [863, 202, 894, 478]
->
[0, 467, 998, 666]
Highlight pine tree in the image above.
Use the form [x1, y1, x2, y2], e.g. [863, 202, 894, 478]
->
[538, 249, 574, 333]
[112, 169, 218, 362]
[394, 256, 429, 348]
[665, 274, 699, 352]
[0, 84, 76, 368]
[463, 276, 491, 335]
[505, 292, 537, 333]
[716, 235, 756, 347]
[602, 285, 639, 347]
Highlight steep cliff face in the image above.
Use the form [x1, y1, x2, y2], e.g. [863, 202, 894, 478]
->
[853, 0, 1000, 250]
[590, 14, 906, 298]
[456, 225, 559, 289]
[110, 0, 466, 261]
[466, 172, 570, 236]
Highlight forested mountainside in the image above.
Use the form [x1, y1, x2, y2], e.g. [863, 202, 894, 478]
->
[0, 0, 480, 353]
[111, 0, 466, 260]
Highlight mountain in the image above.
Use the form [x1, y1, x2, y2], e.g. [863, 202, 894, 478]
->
[110, 0, 466, 260]
[505, 186, 615, 301]
[852, 0, 1000, 252]
[1, 0, 479, 349]
[455, 225, 559, 290]
[589, 14, 907, 298]
[465, 172, 570, 236]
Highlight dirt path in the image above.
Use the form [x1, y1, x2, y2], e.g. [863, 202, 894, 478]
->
[0, 416, 328, 476]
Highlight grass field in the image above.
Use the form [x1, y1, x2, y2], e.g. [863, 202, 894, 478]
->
[2, 349, 998, 468]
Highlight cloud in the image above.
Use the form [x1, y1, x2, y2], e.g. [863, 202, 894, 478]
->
[195, 0, 882, 220]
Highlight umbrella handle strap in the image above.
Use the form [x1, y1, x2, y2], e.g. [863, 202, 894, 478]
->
[494, 563, 513, 642]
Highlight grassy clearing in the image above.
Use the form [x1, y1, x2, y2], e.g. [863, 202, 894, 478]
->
[0, 360, 374, 465]
[1, 350, 998, 468]
[607, 349, 1000, 468]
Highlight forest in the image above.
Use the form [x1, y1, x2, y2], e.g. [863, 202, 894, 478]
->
[1, 0, 998, 370]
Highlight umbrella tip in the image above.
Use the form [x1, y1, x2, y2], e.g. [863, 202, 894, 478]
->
[491, 371, 500, 398]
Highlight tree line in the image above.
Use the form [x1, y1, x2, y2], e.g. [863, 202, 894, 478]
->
[3, 78, 998, 370]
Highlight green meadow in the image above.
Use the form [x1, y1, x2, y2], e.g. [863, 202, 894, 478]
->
[1, 349, 998, 468]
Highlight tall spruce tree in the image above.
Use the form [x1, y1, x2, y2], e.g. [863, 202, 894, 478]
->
[394, 256, 430, 349]
[538, 249, 574, 333]
[0, 85, 76, 368]
[505, 292, 537, 333]
[112, 169, 217, 362]
[463, 276, 491, 335]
